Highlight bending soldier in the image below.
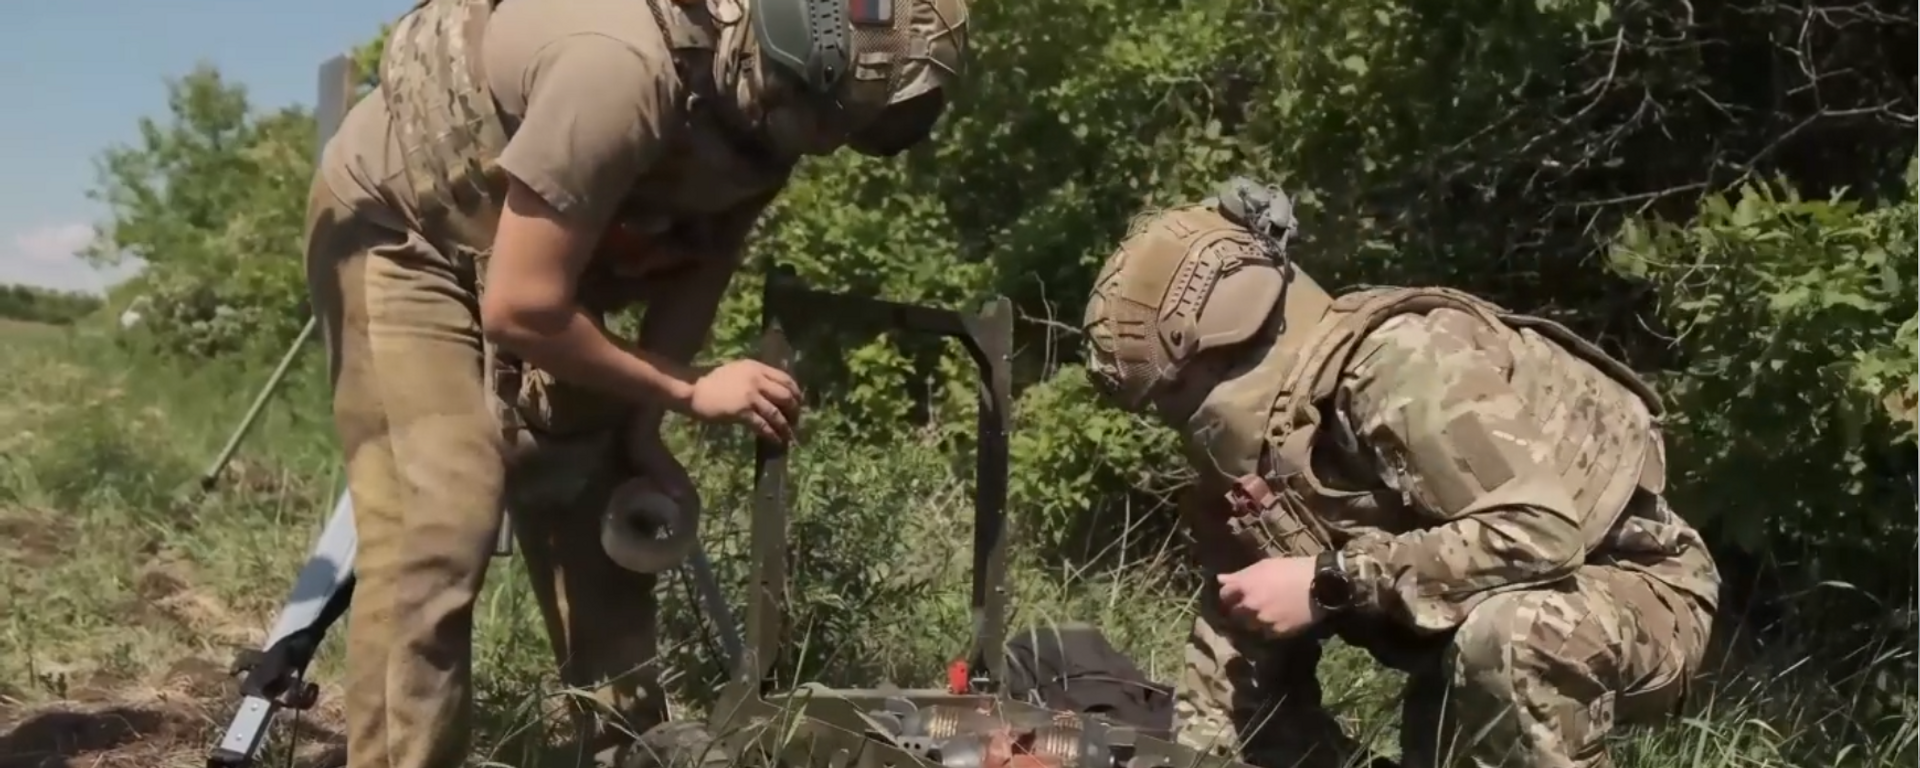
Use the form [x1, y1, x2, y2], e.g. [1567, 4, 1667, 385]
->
[302, 0, 967, 766]
[1078, 179, 1719, 768]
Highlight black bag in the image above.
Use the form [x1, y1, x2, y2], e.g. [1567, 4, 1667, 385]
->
[1002, 622, 1176, 738]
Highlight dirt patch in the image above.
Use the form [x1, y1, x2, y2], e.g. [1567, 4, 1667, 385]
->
[0, 703, 201, 768]
[0, 513, 72, 570]
[63, 670, 142, 707]
[162, 659, 236, 703]
[129, 558, 261, 649]
[0, 538, 346, 768]
[0, 679, 346, 768]
[213, 458, 311, 503]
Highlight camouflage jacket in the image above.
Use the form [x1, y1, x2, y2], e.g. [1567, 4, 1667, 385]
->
[1184, 287, 1721, 652]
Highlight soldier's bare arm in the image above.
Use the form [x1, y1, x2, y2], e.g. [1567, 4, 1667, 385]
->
[635, 193, 778, 368]
[1336, 310, 1587, 634]
[477, 35, 799, 440]
[481, 34, 693, 404]
[488, 180, 706, 405]
[628, 191, 782, 438]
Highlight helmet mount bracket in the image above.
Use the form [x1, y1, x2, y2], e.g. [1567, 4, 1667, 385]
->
[752, 0, 853, 95]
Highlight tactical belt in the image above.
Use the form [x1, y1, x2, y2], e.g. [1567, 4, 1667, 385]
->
[462, 251, 526, 436]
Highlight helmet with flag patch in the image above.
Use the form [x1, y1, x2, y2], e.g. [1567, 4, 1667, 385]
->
[751, 0, 968, 156]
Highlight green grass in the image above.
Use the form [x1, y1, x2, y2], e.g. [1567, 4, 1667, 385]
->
[0, 321, 1911, 768]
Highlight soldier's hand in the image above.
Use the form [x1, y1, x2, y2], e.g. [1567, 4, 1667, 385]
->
[688, 359, 804, 443]
[1218, 556, 1323, 639]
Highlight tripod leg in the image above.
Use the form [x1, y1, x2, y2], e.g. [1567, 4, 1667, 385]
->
[207, 490, 358, 768]
[199, 317, 318, 492]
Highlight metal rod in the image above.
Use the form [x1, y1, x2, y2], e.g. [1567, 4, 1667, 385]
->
[198, 53, 356, 495]
[199, 315, 317, 490]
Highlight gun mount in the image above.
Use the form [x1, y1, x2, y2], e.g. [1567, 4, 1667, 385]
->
[692, 267, 1254, 768]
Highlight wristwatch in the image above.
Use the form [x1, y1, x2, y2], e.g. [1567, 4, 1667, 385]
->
[1310, 550, 1356, 613]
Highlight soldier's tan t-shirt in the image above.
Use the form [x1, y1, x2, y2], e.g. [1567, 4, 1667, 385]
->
[317, 0, 783, 255]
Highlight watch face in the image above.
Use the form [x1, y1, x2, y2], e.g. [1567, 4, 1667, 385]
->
[1314, 566, 1354, 609]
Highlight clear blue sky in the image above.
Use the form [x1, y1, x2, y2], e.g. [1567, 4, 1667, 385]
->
[0, 0, 399, 294]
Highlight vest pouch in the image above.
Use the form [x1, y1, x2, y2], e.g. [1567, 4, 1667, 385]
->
[1223, 474, 1331, 559]
[381, 0, 512, 245]
[504, 429, 621, 511]
[499, 367, 633, 510]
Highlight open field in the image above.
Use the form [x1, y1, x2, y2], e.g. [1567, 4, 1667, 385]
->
[0, 319, 1912, 768]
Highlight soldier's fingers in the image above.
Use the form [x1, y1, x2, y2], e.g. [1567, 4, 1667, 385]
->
[757, 379, 802, 418]
[760, 368, 803, 406]
[756, 364, 799, 391]
[753, 395, 793, 442]
[742, 412, 780, 443]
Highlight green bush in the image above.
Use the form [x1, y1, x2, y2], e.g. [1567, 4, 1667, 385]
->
[0, 285, 102, 326]
[84, 64, 315, 359]
[73, 0, 1917, 651]
[1609, 165, 1919, 606]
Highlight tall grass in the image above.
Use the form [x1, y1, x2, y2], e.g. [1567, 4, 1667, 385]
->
[0, 321, 1911, 768]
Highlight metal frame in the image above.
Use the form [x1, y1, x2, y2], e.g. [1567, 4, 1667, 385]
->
[701, 264, 1016, 766]
[732, 265, 1016, 696]
[702, 267, 1253, 768]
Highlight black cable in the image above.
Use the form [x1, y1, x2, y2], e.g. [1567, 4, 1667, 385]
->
[281, 709, 302, 768]
[675, 564, 727, 689]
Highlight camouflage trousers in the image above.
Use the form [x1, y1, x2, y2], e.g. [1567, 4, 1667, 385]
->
[306, 177, 666, 768]
[1174, 563, 1712, 768]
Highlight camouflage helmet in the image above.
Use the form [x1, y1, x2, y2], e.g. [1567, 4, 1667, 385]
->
[753, 0, 969, 156]
[1082, 179, 1301, 411]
